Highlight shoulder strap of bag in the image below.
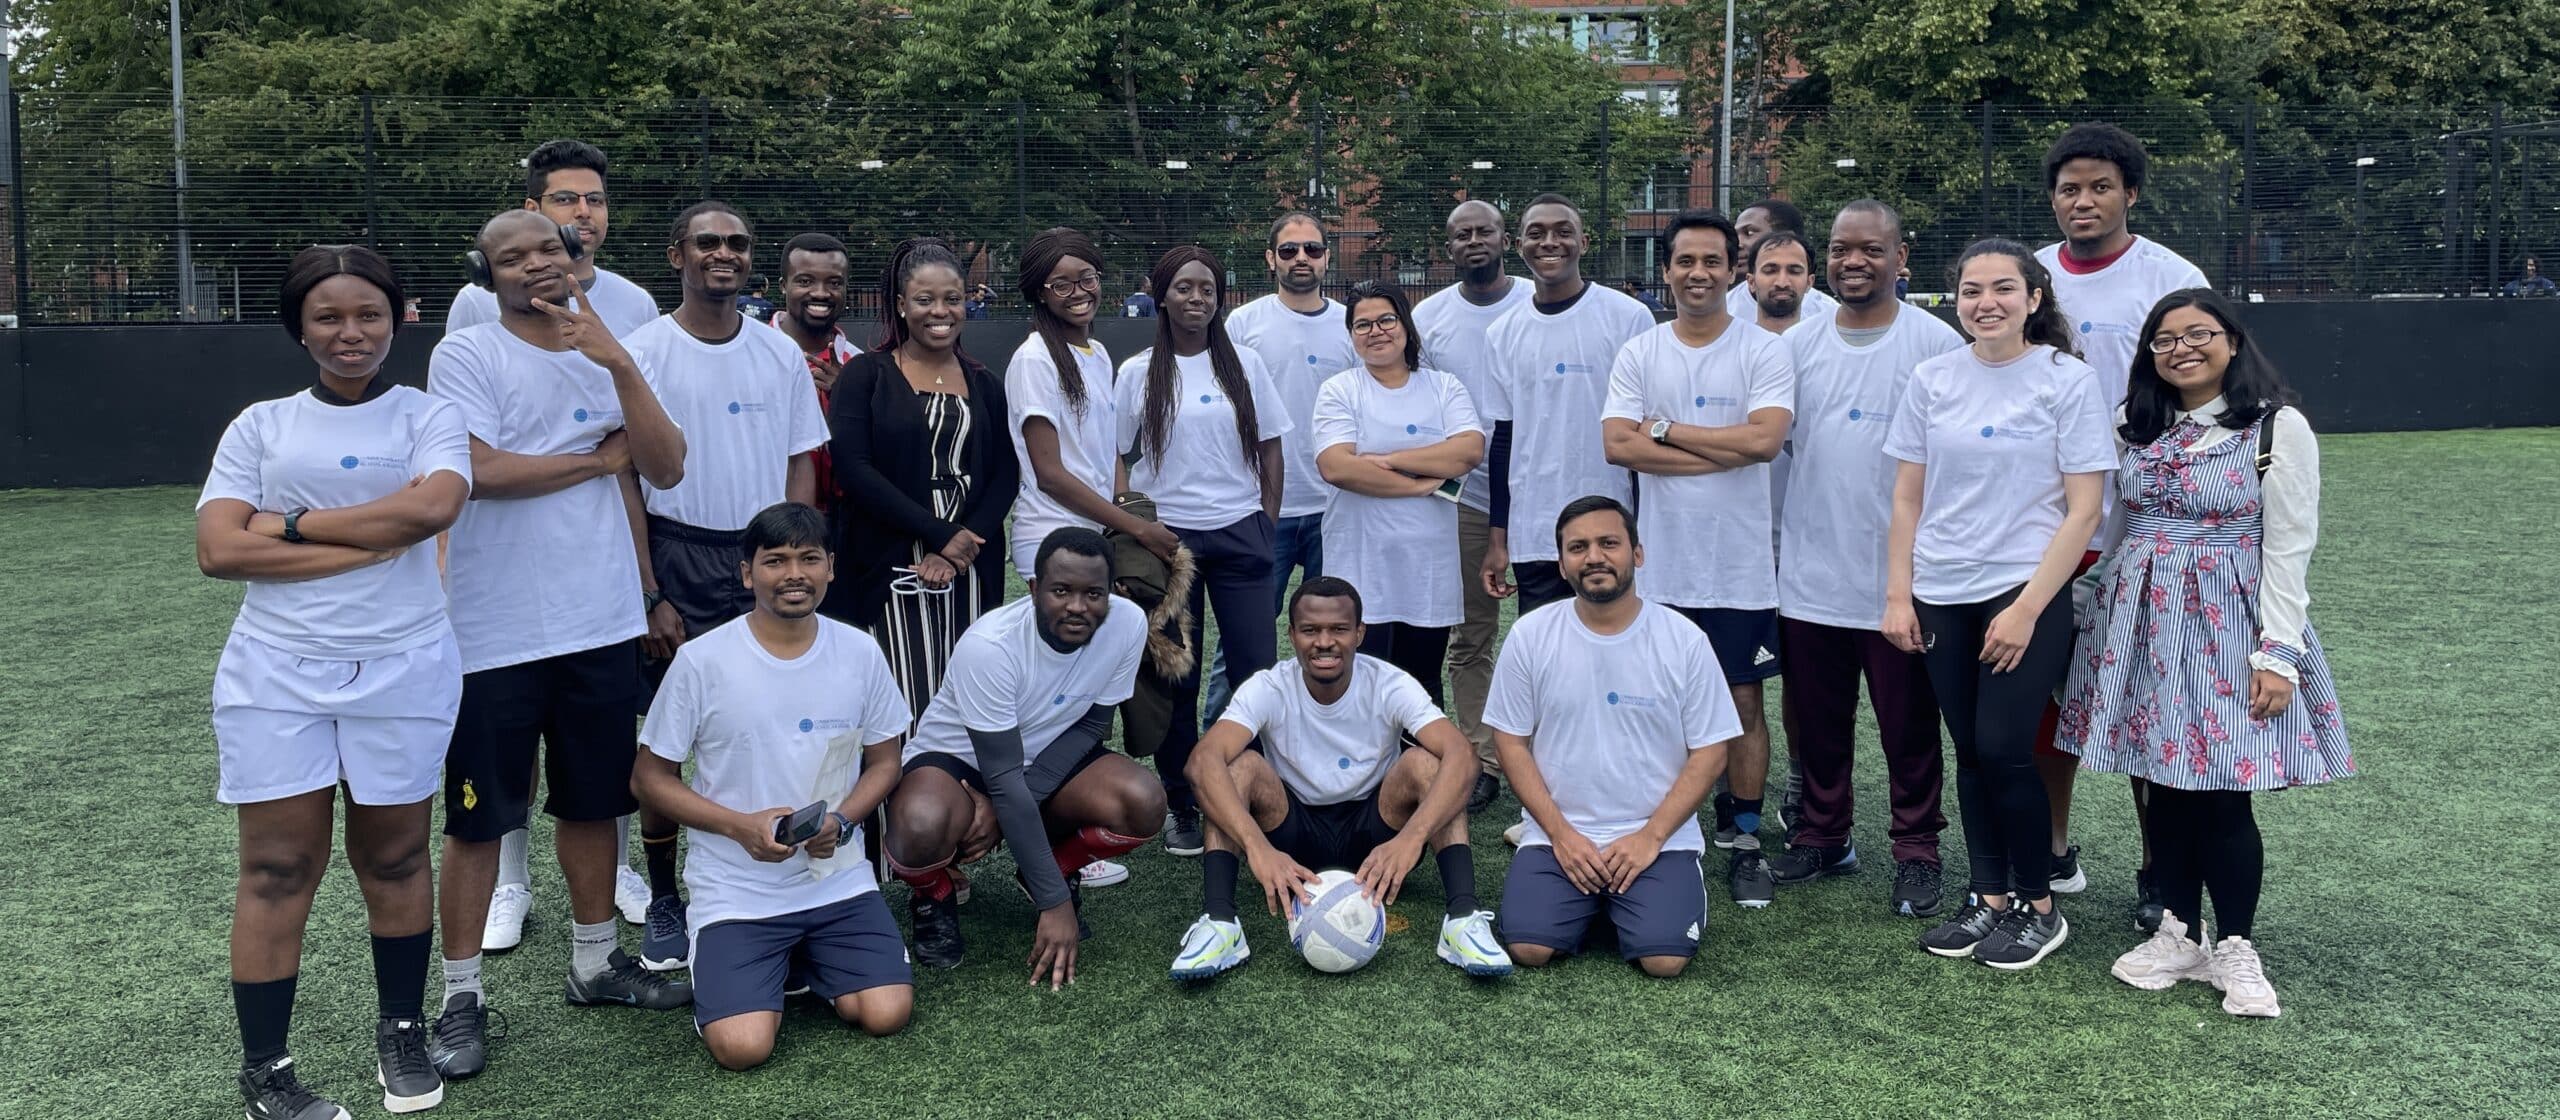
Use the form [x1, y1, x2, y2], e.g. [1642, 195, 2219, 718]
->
[2255, 403, 2279, 479]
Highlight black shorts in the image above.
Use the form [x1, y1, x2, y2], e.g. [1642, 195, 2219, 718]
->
[902, 742, 1110, 804]
[1671, 606, 1784, 685]
[1265, 786, 1400, 872]
[691, 892, 913, 1030]
[443, 640, 642, 841]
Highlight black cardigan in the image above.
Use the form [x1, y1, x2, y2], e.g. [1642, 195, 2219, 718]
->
[824, 349, 1018, 628]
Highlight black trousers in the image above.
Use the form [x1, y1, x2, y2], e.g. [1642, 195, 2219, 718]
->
[1358, 621, 1449, 708]
[1160, 514, 1279, 807]
[2147, 787, 2263, 941]
[1513, 560, 1570, 616]
[1913, 584, 2074, 902]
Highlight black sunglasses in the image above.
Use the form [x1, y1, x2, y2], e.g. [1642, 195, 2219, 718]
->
[1273, 240, 1327, 261]
[685, 232, 754, 254]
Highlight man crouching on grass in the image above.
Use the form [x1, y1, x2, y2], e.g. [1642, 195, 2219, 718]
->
[634, 502, 914, 1069]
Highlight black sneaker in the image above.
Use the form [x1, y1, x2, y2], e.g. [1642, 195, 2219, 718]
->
[1466, 773, 1501, 814]
[2133, 867, 2167, 934]
[564, 948, 694, 1010]
[2048, 844, 2087, 893]
[1163, 806, 1205, 857]
[1711, 791, 1744, 849]
[427, 992, 488, 1081]
[1891, 859, 1944, 918]
[640, 895, 690, 972]
[1728, 850, 1776, 909]
[374, 1017, 444, 1114]
[241, 1055, 351, 1120]
[1975, 904, 2070, 970]
[1767, 842, 1860, 885]
[909, 891, 965, 969]
[1918, 894, 2000, 957]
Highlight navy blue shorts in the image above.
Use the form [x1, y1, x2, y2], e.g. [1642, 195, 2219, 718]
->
[1265, 786, 1399, 872]
[1671, 606, 1784, 685]
[1498, 845, 1705, 962]
[691, 892, 913, 1030]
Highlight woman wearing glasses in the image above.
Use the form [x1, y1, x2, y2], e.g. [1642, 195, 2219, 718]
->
[2060, 289, 2351, 1018]
[1115, 247, 1293, 840]
[1310, 280, 1485, 702]
[1881, 240, 2115, 972]
[828, 238, 1017, 717]
[1005, 227, 1178, 579]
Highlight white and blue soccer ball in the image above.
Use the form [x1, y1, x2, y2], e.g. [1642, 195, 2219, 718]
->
[1287, 869, 1385, 973]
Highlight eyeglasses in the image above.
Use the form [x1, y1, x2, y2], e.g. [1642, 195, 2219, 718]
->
[2146, 327, 2226, 354]
[1273, 240, 1328, 261]
[1350, 313, 1403, 336]
[542, 190, 609, 209]
[687, 232, 754, 254]
[1043, 271, 1103, 297]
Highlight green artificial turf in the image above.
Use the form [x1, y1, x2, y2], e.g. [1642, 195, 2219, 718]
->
[2, 429, 2555, 1119]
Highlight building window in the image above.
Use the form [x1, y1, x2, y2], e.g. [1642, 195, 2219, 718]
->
[1590, 16, 1650, 62]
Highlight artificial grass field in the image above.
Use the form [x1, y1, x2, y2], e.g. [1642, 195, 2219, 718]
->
[2, 428, 2555, 1120]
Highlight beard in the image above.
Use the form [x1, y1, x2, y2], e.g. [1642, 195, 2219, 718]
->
[1458, 258, 1503, 286]
[1570, 567, 1630, 605]
[1755, 291, 1801, 319]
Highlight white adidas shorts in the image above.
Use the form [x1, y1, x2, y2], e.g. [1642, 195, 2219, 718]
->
[210, 629, 462, 806]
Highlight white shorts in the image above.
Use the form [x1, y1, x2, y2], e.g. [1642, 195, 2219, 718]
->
[210, 629, 463, 806]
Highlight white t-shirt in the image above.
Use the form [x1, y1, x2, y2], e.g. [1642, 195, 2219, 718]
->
[2035, 237, 2208, 408]
[1225, 294, 1359, 519]
[625, 314, 829, 531]
[640, 617, 911, 933]
[446, 266, 660, 337]
[1728, 281, 1836, 323]
[1779, 307, 1967, 629]
[428, 324, 655, 673]
[1310, 367, 1482, 627]
[903, 594, 1146, 770]
[1005, 335, 1120, 571]
[197, 387, 473, 660]
[1412, 278, 1535, 511]
[1482, 600, 1741, 851]
[1112, 347, 1293, 530]
[1882, 345, 2118, 605]
[1600, 320, 1795, 610]
[1477, 285, 1658, 563]
[1218, 655, 1447, 805]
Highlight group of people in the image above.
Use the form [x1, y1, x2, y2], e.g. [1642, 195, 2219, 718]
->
[198, 123, 2355, 1119]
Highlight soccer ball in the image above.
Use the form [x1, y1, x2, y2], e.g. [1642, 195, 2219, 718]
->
[1286, 869, 1385, 973]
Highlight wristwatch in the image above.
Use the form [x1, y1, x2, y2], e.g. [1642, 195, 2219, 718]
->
[828, 811, 857, 847]
[281, 507, 311, 543]
[642, 590, 665, 613]
[1648, 419, 1674, 444]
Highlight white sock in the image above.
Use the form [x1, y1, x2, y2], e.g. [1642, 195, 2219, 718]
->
[497, 828, 531, 890]
[442, 955, 483, 1009]
[570, 920, 617, 979]
[614, 817, 633, 872]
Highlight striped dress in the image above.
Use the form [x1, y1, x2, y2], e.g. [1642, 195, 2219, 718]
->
[876, 389, 986, 723]
[2057, 413, 2354, 791]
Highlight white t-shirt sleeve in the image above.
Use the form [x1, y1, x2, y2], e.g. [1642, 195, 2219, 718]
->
[1113, 352, 1149, 455]
[1215, 668, 1283, 737]
[1600, 335, 1649, 423]
[444, 286, 493, 334]
[850, 635, 916, 744]
[1010, 347, 1069, 428]
[948, 638, 1023, 734]
[786, 366, 830, 456]
[427, 337, 504, 443]
[1480, 627, 1539, 738]
[639, 646, 705, 763]
[410, 399, 477, 486]
[1440, 374, 1484, 437]
[1311, 374, 1359, 455]
[1477, 318, 1516, 422]
[1748, 335, 1798, 415]
[1097, 615, 1145, 706]
[2054, 366, 2119, 474]
[1244, 355, 1294, 441]
[1882, 364, 1934, 464]
[1380, 668, 1451, 738]
[198, 409, 266, 510]
[1679, 631, 1746, 749]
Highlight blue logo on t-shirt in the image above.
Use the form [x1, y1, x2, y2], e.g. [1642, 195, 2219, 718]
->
[1199, 393, 1213, 404]
[799, 718, 815, 732]
[340, 455, 361, 469]
[1052, 694, 1067, 706]
[1606, 692, 1621, 705]
[1694, 395, 1707, 407]
[1305, 355, 1320, 365]
[728, 401, 743, 414]
[1337, 757, 1352, 770]
[2080, 320, 2094, 333]
[1406, 423, 1419, 434]
[1554, 362, 1568, 375]
[1981, 425, 1998, 438]
[1847, 408, 1863, 421]
[574, 408, 589, 422]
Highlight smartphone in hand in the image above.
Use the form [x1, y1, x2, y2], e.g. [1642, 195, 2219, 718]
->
[774, 800, 830, 846]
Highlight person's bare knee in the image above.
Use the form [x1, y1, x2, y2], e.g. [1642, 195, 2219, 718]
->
[1507, 943, 1557, 967]
[241, 847, 322, 905]
[886, 777, 970, 868]
[701, 1013, 780, 1071]
[1636, 954, 1691, 979]
[835, 986, 913, 1037]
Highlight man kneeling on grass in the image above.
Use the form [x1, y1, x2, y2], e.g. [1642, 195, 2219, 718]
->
[634, 502, 914, 1069]
[1173, 576, 1510, 981]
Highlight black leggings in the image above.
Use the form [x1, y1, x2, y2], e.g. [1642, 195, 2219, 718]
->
[1358, 622, 1449, 707]
[1914, 584, 2074, 903]
[2146, 787, 2261, 941]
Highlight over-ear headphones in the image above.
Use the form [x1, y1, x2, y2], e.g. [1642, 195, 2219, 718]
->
[464, 222, 587, 290]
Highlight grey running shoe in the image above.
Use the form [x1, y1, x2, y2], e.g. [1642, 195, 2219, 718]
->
[1163, 806, 1206, 857]
[640, 895, 690, 972]
[374, 1017, 444, 1114]
[1976, 905, 2070, 970]
[426, 993, 488, 1081]
[1919, 894, 1999, 957]
[1728, 850, 1777, 909]
[241, 1055, 351, 1120]
[564, 948, 694, 1010]
[1768, 842, 1860, 885]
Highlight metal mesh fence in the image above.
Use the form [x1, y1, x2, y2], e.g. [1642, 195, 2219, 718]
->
[0, 94, 2552, 324]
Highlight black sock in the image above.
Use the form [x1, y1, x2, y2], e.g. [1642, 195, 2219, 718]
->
[234, 975, 298, 1070]
[1203, 851, 1240, 921]
[1437, 845, 1479, 918]
[1712, 791, 1737, 831]
[371, 929, 433, 1021]
[644, 830, 681, 901]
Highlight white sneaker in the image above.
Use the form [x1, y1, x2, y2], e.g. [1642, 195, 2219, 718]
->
[1169, 914, 1249, 981]
[1078, 860, 1131, 888]
[2109, 911, 2210, 990]
[1502, 821, 1526, 847]
[1436, 911, 1514, 977]
[482, 883, 532, 953]
[2209, 936, 2282, 1018]
[614, 867, 649, 926]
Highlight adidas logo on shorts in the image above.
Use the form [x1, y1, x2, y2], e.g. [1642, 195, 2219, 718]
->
[1753, 647, 1777, 666]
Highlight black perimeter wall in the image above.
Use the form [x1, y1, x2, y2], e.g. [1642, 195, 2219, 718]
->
[3, 301, 2555, 489]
